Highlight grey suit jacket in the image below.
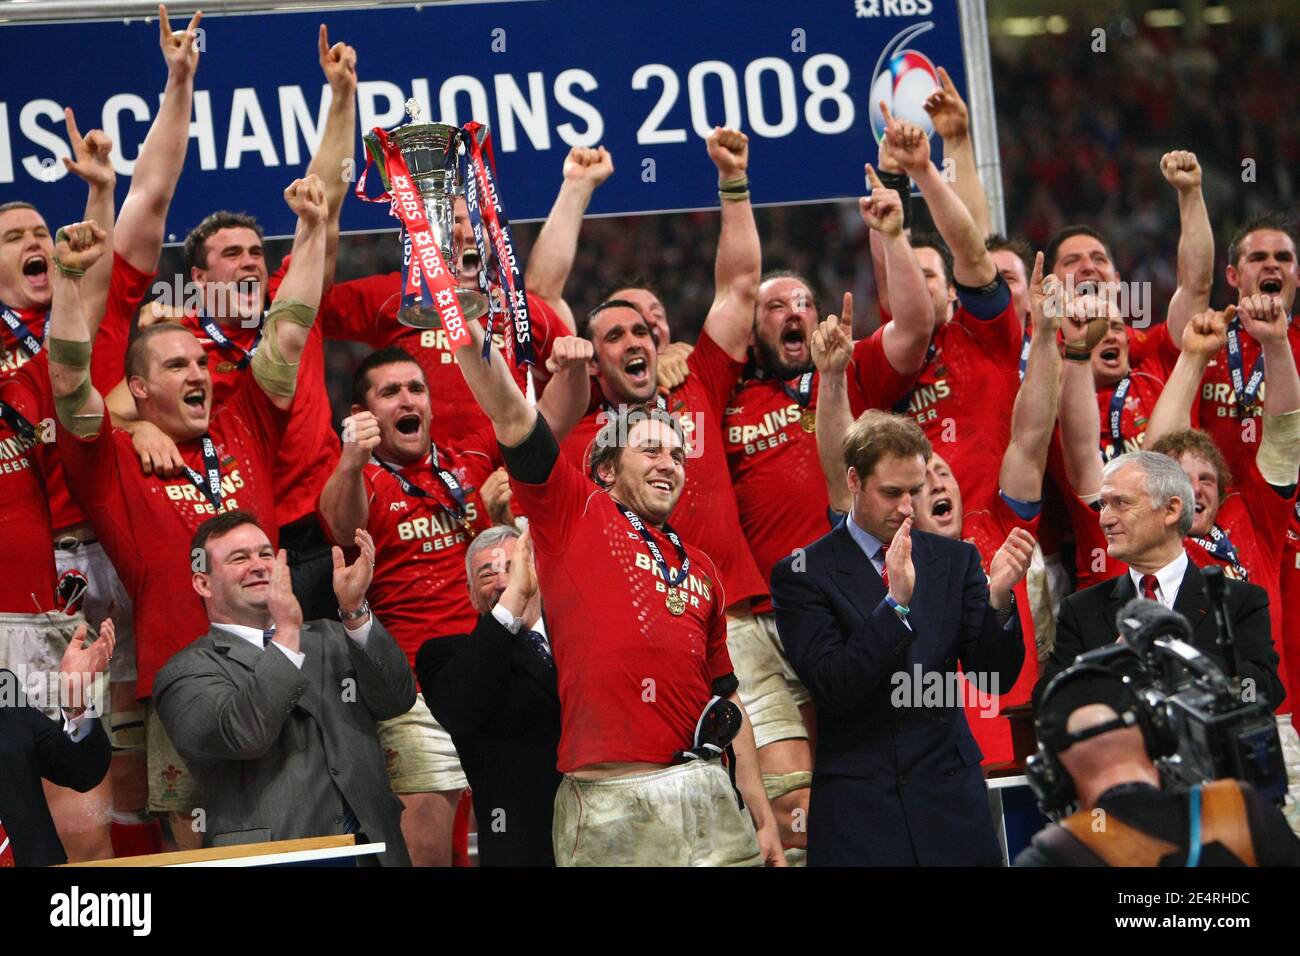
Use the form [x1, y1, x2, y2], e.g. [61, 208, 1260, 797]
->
[153, 618, 416, 866]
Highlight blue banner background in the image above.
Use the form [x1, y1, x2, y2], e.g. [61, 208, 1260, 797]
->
[0, 0, 967, 239]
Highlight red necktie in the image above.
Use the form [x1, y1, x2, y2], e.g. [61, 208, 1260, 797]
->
[0, 818, 15, 867]
[875, 546, 889, 587]
[1140, 574, 1159, 602]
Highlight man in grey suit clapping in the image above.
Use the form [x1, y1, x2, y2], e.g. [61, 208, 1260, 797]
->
[154, 510, 415, 865]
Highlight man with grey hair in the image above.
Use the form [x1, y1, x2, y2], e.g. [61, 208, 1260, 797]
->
[1035, 450, 1283, 710]
[415, 526, 562, 867]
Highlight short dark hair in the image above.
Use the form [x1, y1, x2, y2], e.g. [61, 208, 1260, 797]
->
[125, 323, 194, 381]
[588, 404, 685, 488]
[577, 298, 647, 342]
[909, 232, 954, 286]
[191, 509, 264, 566]
[184, 211, 264, 271]
[986, 233, 1033, 277]
[842, 409, 931, 479]
[0, 201, 39, 218]
[1227, 213, 1299, 268]
[759, 269, 820, 313]
[1045, 225, 1115, 275]
[351, 346, 426, 407]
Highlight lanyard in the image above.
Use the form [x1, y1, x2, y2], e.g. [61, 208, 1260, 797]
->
[372, 447, 475, 534]
[617, 504, 690, 588]
[780, 371, 815, 408]
[1225, 316, 1265, 414]
[0, 398, 37, 442]
[198, 313, 263, 370]
[0, 304, 45, 358]
[1018, 328, 1032, 381]
[1104, 375, 1133, 460]
[182, 435, 223, 511]
[1191, 524, 1249, 581]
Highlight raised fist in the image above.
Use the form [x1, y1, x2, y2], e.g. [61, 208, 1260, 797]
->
[563, 146, 614, 188]
[62, 109, 115, 192]
[1181, 306, 1230, 356]
[707, 127, 749, 180]
[1237, 294, 1288, 343]
[811, 295, 854, 376]
[859, 164, 903, 237]
[53, 220, 108, 275]
[159, 4, 202, 81]
[1160, 150, 1202, 193]
[880, 102, 931, 177]
[479, 467, 516, 527]
[284, 174, 328, 226]
[341, 410, 381, 468]
[922, 66, 969, 141]
[318, 24, 357, 95]
[546, 335, 595, 375]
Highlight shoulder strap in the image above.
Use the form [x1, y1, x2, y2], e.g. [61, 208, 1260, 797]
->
[1198, 779, 1258, 867]
[1059, 809, 1181, 867]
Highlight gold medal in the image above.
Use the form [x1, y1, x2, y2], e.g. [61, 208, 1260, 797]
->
[666, 588, 687, 616]
[800, 409, 816, 433]
[216, 361, 237, 374]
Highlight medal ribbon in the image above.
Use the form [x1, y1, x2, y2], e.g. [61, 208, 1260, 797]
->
[371, 446, 474, 532]
[1104, 374, 1133, 461]
[461, 122, 534, 367]
[1191, 524, 1249, 581]
[1, 304, 44, 358]
[355, 127, 471, 351]
[0, 398, 37, 442]
[182, 435, 223, 511]
[1225, 316, 1265, 415]
[617, 504, 690, 590]
[1018, 328, 1032, 381]
[198, 313, 263, 370]
[781, 371, 815, 408]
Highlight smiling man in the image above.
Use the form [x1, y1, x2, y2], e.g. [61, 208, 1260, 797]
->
[46, 176, 327, 838]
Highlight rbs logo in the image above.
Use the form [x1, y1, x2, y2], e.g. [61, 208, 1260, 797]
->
[856, 0, 934, 17]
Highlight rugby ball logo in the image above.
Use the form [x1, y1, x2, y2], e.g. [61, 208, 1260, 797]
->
[868, 23, 940, 145]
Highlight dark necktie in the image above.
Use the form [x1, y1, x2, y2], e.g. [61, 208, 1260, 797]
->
[522, 629, 554, 670]
[874, 546, 889, 587]
[0, 818, 14, 867]
[262, 627, 276, 647]
[1139, 574, 1159, 602]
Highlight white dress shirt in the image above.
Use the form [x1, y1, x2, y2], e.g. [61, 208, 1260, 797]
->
[491, 603, 550, 653]
[213, 617, 373, 670]
[1127, 550, 1189, 609]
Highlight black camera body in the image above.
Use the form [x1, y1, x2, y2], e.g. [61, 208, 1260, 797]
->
[1027, 596, 1288, 819]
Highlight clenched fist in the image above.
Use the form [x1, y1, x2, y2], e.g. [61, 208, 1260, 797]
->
[546, 335, 595, 375]
[53, 220, 108, 275]
[341, 410, 382, 469]
[284, 173, 328, 226]
[1160, 150, 1202, 194]
[707, 127, 749, 181]
[1181, 306, 1230, 357]
[563, 146, 614, 189]
[1237, 294, 1288, 344]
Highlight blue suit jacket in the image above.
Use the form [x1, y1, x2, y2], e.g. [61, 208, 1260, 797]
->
[771, 521, 1024, 866]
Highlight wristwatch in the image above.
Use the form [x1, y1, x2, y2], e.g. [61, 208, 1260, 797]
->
[491, 602, 526, 635]
[339, 600, 370, 622]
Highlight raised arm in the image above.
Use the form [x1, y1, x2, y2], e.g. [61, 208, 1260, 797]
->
[884, 103, 996, 288]
[999, 253, 1061, 502]
[1161, 151, 1214, 346]
[923, 66, 992, 239]
[1240, 293, 1300, 489]
[1145, 307, 1228, 446]
[811, 299, 855, 514]
[307, 24, 357, 289]
[524, 146, 613, 334]
[319, 411, 380, 545]
[249, 176, 327, 409]
[451, 315, 539, 447]
[1057, 296, 1106, 497]
[701, 127, 760, 361]
[61, 110, 117, 334]
[863, 163, 933, 374]
[47, 222, 110, 437]
[536, 336, 596, 441]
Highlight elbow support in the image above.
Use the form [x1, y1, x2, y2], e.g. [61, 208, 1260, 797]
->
[49, 337, 101, 437]
[1258, 409, 1300, 487]
[250, 297, 317, 398]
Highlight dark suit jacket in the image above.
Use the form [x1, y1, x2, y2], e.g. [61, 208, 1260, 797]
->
[0, 670, 110, 867]
[416, 613, 561, 867]
[1035, 560, 1284, 712]
[771, 522, 1025, 866]
[153, 619, 416, 865]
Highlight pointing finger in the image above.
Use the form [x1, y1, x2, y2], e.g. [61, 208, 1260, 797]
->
[318, 23, 330, 59]
[865, 163, 883, 190]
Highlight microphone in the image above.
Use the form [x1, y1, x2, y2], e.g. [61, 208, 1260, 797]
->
[1200, 565, 1238, 678]
[1115, 597, 1192, 658]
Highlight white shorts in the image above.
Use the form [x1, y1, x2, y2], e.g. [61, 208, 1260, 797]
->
[727, 612, 811, 750]
[376, 693, 468, 793]
[55, 538, 137, 683]
[0, 609, 104, 721]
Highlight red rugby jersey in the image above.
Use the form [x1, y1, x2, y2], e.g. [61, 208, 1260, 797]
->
[311, 270, 559, 447]
[560, 330, 767, 609]
[60, 378, 287, 700]
[323, 428, 500, 669]
[849, 302, 1022, 510]
[510, 437, 733, 772]
[0, 355, 56, 611]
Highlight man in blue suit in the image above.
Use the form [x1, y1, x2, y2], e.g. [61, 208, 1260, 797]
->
[771, 409, 1032, 865]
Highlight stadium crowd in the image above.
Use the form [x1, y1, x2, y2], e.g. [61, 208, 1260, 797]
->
[2, 9, 1299, 868]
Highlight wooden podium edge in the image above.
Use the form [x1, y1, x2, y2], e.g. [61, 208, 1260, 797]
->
[59, 833, 357, 867]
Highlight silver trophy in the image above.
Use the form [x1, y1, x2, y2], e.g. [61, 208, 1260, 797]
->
[364, 99, 488, 329]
